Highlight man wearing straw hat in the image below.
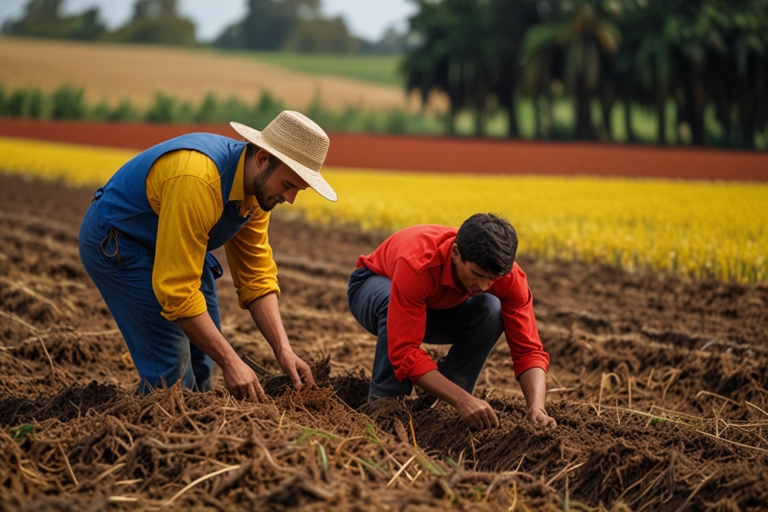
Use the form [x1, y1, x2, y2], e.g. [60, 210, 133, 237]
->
[79, 111, 335, 401]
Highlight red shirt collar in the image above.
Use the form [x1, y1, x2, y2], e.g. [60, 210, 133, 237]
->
[438, 237, 466, 293]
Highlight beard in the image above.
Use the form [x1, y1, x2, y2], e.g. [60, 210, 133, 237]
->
[252, 163, 282, 212]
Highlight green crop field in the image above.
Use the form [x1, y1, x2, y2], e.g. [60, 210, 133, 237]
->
[219, 50, 404, 87]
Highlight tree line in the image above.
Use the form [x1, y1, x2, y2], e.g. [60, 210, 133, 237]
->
[1, 0, 405, 54]
[4, 0, 766, 148]
[402, 0, 768, 148]
[3, 0, 196, 45]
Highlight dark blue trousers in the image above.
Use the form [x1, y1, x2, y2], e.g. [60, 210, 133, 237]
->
[79, 201, 217, 394]
[348, 267, 504, 402]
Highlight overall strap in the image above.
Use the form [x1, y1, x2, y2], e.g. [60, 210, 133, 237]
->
[97, 133, 248, 251]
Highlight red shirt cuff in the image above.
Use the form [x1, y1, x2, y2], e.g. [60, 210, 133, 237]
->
[393, 349, 438, 382]
[512, 354, 550, 379]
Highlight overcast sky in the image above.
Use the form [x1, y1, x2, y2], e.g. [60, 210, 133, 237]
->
[0, 0, 418, 42]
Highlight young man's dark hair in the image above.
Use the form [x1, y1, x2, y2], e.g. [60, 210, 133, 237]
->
[455, 213, 518, 277]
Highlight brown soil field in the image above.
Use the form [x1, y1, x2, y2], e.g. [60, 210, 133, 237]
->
[2, 119, 767, 180]
[0, 36, 424, 111]
[1, 172, 767, 511]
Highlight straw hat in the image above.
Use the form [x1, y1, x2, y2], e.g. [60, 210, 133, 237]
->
[230, 111, 336, 202]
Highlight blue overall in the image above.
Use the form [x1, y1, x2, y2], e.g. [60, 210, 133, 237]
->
[78, 133, 250, 394]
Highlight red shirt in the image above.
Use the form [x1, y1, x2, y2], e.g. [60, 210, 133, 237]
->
[357, 224, 550, 383]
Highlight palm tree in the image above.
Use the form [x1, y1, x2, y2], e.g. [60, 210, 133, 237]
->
[620, 0, 678, 145]
[402, 1, 462, 134]
[666, 0, 726, 146]
[487, 0, 542, 137]
[708, 0, 768, 148]
[403, 0, 497, 136]
[522, 0, 621, 140]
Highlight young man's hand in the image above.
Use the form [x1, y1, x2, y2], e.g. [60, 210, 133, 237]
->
[526, 406, 557, 427]
[416, 371, 499, 430]
[455, 395, 500, 430]
[518, 367, 556, 428]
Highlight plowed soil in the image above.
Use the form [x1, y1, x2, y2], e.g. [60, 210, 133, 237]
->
[1, 173, 767, 511]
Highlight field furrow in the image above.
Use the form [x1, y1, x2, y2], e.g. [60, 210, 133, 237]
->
[1, 173, 766, 510]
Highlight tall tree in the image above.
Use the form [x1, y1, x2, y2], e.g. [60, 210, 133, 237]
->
[7, 0, 69, 38]
[403, 0, 497, 136]
[522, 0, 621, 140]
[216, 0, 317, 50]
[618, 0, 678, 145]
[7, 0, 106, 40]
[283, 16, 360, 53]
[109, 0, 196, 45]
[488, 0, 541, 137]
[215, 0, 358, 53]
[707, 0, 768, 148]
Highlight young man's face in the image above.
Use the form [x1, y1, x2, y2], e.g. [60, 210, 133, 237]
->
[451, 244, 499, 296]
[248, 148, 309, 212]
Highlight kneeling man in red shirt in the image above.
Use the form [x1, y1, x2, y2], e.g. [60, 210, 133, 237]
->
[348, 213, 556, 430]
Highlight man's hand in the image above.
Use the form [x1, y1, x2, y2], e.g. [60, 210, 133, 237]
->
[518, 367, 556, 428]
[415, 370, 499, 430]
[455, 395, 500, 430]
[220, 357, 268, 402]
[247, 293, 315, 391]
[526, 406, 557, 427]
[176, 312, 269, 402]
[276, 349, 315, 391]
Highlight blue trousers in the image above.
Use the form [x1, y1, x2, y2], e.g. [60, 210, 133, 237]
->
[348, 267, 504, 402]
[78, 200, 218, 394]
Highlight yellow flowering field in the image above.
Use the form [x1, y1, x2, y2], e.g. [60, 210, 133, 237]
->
[300, 171, 768, 283]
[1, 136, 766, 283]
[0, 137, 138, 186]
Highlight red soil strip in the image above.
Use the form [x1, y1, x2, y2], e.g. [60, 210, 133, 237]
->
[1, 119, 766, 181]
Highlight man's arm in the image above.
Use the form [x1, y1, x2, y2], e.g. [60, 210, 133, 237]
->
[176, 312, 267, 402]
[518, 367, 556, 427]
[247, 292, 315, 390]
[491, 265, 555, 427]
[149, 154, 268, 401]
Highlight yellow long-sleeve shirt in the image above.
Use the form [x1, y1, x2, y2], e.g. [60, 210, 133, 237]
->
[145, 149, 279, 321]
